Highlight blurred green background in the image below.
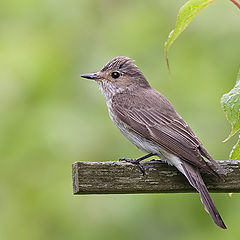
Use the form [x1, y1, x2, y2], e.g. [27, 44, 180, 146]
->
[0, 0, 240, 239]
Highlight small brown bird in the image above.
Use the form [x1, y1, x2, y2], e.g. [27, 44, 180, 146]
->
[81, 56, 226, 229]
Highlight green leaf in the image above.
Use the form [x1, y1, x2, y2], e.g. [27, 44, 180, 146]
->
[164, 0, 215, 62]
[221, 69, 240, 142]
[230, 137, 240, 160]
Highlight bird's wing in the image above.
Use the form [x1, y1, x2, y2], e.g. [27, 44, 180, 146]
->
[112, 89, 222, 175]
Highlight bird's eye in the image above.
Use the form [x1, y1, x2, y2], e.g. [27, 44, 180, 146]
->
[111, 71, 120, 79]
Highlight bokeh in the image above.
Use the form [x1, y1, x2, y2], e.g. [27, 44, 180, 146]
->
[0, 0, 240, 239]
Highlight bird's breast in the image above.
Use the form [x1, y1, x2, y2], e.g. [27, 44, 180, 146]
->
[107, 103, 161, 154]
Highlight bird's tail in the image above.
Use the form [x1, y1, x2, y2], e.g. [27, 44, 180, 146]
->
[181, 161, 227, 229]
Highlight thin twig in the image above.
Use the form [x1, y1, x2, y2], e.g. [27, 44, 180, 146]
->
[230, 0, 240, 9]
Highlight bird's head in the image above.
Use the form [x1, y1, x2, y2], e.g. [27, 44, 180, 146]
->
[81, 56, 150, 97]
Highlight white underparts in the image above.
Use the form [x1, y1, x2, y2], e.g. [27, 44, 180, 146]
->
[99, 79, 184, 174]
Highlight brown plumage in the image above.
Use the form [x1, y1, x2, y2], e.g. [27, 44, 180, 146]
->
[81, 56, 227, 229]
[112, 87, 224, 176]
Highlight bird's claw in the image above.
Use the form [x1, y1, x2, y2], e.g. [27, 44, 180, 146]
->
[119, 158, 146, 176]
[119, 158, 141, 164]
[149, 159, 162, 162]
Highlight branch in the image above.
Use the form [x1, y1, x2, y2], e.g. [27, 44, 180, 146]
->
[230, 0, 240, 9]
[72, 160, 240, 194]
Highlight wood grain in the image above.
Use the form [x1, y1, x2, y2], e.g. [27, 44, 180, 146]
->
[72, 160, 240, 194]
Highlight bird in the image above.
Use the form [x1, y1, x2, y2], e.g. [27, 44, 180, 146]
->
[81, 56, 226, 229]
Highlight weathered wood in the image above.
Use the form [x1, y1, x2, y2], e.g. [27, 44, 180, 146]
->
[72, 160, 240, 194]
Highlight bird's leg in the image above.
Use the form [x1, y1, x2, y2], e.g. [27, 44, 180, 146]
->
[149, 159, 163, 163]
[119, 153, 155, 163]
[119, 153, 156, 175]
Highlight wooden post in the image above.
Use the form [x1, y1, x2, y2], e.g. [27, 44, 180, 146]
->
[72, 160, 240, 194]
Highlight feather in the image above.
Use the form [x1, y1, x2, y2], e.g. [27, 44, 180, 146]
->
[182, 162, 226, 229]
[112, 88, 224, 176]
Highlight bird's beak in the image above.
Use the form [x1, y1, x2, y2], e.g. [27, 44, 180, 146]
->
[81, 72, 101, 80]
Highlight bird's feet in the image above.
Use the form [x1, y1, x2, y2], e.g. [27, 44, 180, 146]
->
[119, 153, 159, 176]
[149, 159, 163, 163]
[119, 158, 146, 175]
[119, 156, 163, 176]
